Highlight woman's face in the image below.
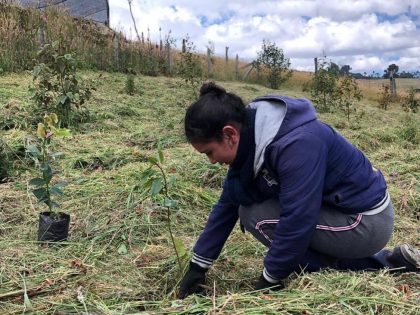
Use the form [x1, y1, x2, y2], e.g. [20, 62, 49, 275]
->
[192, 125, 240, 165]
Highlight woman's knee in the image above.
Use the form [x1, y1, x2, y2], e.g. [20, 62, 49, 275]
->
[238, 198, 280, 228]
[239, 198, 281, 247]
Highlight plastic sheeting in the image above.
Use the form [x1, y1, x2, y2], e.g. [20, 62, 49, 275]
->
[19, 0, 110, 25]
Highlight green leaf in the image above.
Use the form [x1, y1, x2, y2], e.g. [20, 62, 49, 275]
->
[52, 181, 68, 189]
[26, 144, 40, 157]
[140, 179, 153, 195]
[58, 94, 68, 105]
[173, 237, 187, 259]
[117, 243, 128, 255]
[148, 156, 158, 165]
[32, 187, 47, 201]
[150, 178, 163, 196]
[167, 175, 177, 188]
[50, 201, 60, 208]
[163, 197, 177, 208]
[139, 168, 155, 182]
[49, 151, 64, 158]
[29, 178, 45, 187]
[54, 128, 72, 137]
[21, 276, 33, 312]
[40, 163, 52, 183]
[158, 149, 164, 164]
[49, 186, 64, 196]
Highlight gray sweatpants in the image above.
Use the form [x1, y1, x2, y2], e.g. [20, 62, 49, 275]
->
[239, 198, 394, 259]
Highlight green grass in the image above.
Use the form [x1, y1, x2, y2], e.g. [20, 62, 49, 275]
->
[0, 71, 419, 314]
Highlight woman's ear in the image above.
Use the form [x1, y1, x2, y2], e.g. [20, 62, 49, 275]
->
[222, 125, 240, 147]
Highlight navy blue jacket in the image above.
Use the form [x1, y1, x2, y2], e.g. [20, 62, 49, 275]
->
[192, 96, 387, 280]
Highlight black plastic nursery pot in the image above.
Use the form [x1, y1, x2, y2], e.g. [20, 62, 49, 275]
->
[38, 211, 70, 242]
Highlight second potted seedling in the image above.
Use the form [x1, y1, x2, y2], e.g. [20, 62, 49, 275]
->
[26, 113, 71, 242]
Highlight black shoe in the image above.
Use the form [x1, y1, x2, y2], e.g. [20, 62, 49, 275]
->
[389, 244, 420, 272]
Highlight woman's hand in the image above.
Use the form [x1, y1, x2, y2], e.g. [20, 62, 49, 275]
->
[178, 262, 208, 299]
[255, 274, 285, 292]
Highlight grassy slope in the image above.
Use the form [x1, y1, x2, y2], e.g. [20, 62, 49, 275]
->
[0, 72, 419, 314]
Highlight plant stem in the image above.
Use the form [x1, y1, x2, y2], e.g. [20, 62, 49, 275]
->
[155, 162, 182, 272]
[41, 138, 52, 213]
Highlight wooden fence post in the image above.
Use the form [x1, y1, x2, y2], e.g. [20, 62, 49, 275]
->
[182, 39, 186, 53]
[243, 63, 254, 80]
[256, 64, 260, 81]
[38, 16, 45, 48]
[235, 54, 239, 80]
[207, 47, 213, 76]
[113, 33, 120, 70]
[225, 46, 229, 64]
[314, 57, 318, 73]
[389, 70, 397, 95]
[166, 43, 172, 74]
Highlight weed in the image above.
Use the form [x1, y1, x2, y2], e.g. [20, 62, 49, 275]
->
[397, 115, 419, 144]
[125, 74, 136, 95]
[401, 87, 419, 113]
[0, 138, 10, 182]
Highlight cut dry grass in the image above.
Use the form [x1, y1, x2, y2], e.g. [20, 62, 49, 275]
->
[0, 71, 419, 314]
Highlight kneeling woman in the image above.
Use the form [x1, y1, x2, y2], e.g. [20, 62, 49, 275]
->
[179, 82, 419, 298]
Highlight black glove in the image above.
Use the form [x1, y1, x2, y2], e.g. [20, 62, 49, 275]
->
[179, 262, 208, 299]
[255, 274, 285, 292]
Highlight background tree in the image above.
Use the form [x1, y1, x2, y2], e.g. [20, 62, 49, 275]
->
[254, 39, 292, 89]
[328, 62, 340, 76]
[339, 65, 351, 76]
[383, 64, 399, 78]
[399, 71, 414, 79]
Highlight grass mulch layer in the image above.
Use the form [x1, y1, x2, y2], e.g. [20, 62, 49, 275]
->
[0, 72, 418, 314]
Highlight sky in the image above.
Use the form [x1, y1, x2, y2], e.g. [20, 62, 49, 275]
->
[108, 0, 420, 75]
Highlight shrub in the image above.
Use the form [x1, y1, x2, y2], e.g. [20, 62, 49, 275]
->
[378, 85, 392, 110]
[254, 39, 292, 89]
[30, 42, 94, 127]
[401, 87, 419, 113]
[125, 74, 135, 95]
[336, 75, 363, 121]
[175, 35, 203, 100]
[306, 62, 339, 112]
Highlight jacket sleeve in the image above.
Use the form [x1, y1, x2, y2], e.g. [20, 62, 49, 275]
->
[192, 180, 239, 268]
[263, 131, 328, 281]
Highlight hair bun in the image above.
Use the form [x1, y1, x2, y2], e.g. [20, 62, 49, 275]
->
[199, 82, 226, 97]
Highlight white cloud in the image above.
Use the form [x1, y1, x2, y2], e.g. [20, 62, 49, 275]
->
[108, 0, 420, 74]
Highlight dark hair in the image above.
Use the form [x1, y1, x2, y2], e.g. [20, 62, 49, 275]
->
[184, 82, 246, 143]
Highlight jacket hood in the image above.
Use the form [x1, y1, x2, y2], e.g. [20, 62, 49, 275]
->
[248, 95, 317, 175]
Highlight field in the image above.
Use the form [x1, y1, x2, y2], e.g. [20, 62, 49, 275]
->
[0, 71, 419, 314]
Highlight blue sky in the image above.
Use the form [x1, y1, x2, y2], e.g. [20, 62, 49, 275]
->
[109, 0, 420, 74]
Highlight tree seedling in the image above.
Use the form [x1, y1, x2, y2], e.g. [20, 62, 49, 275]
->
[139, 144, 186, 273]
[26, 113, 71, 217]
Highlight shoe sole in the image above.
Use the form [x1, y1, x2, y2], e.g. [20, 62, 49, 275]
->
[400, 244, 420, 268]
